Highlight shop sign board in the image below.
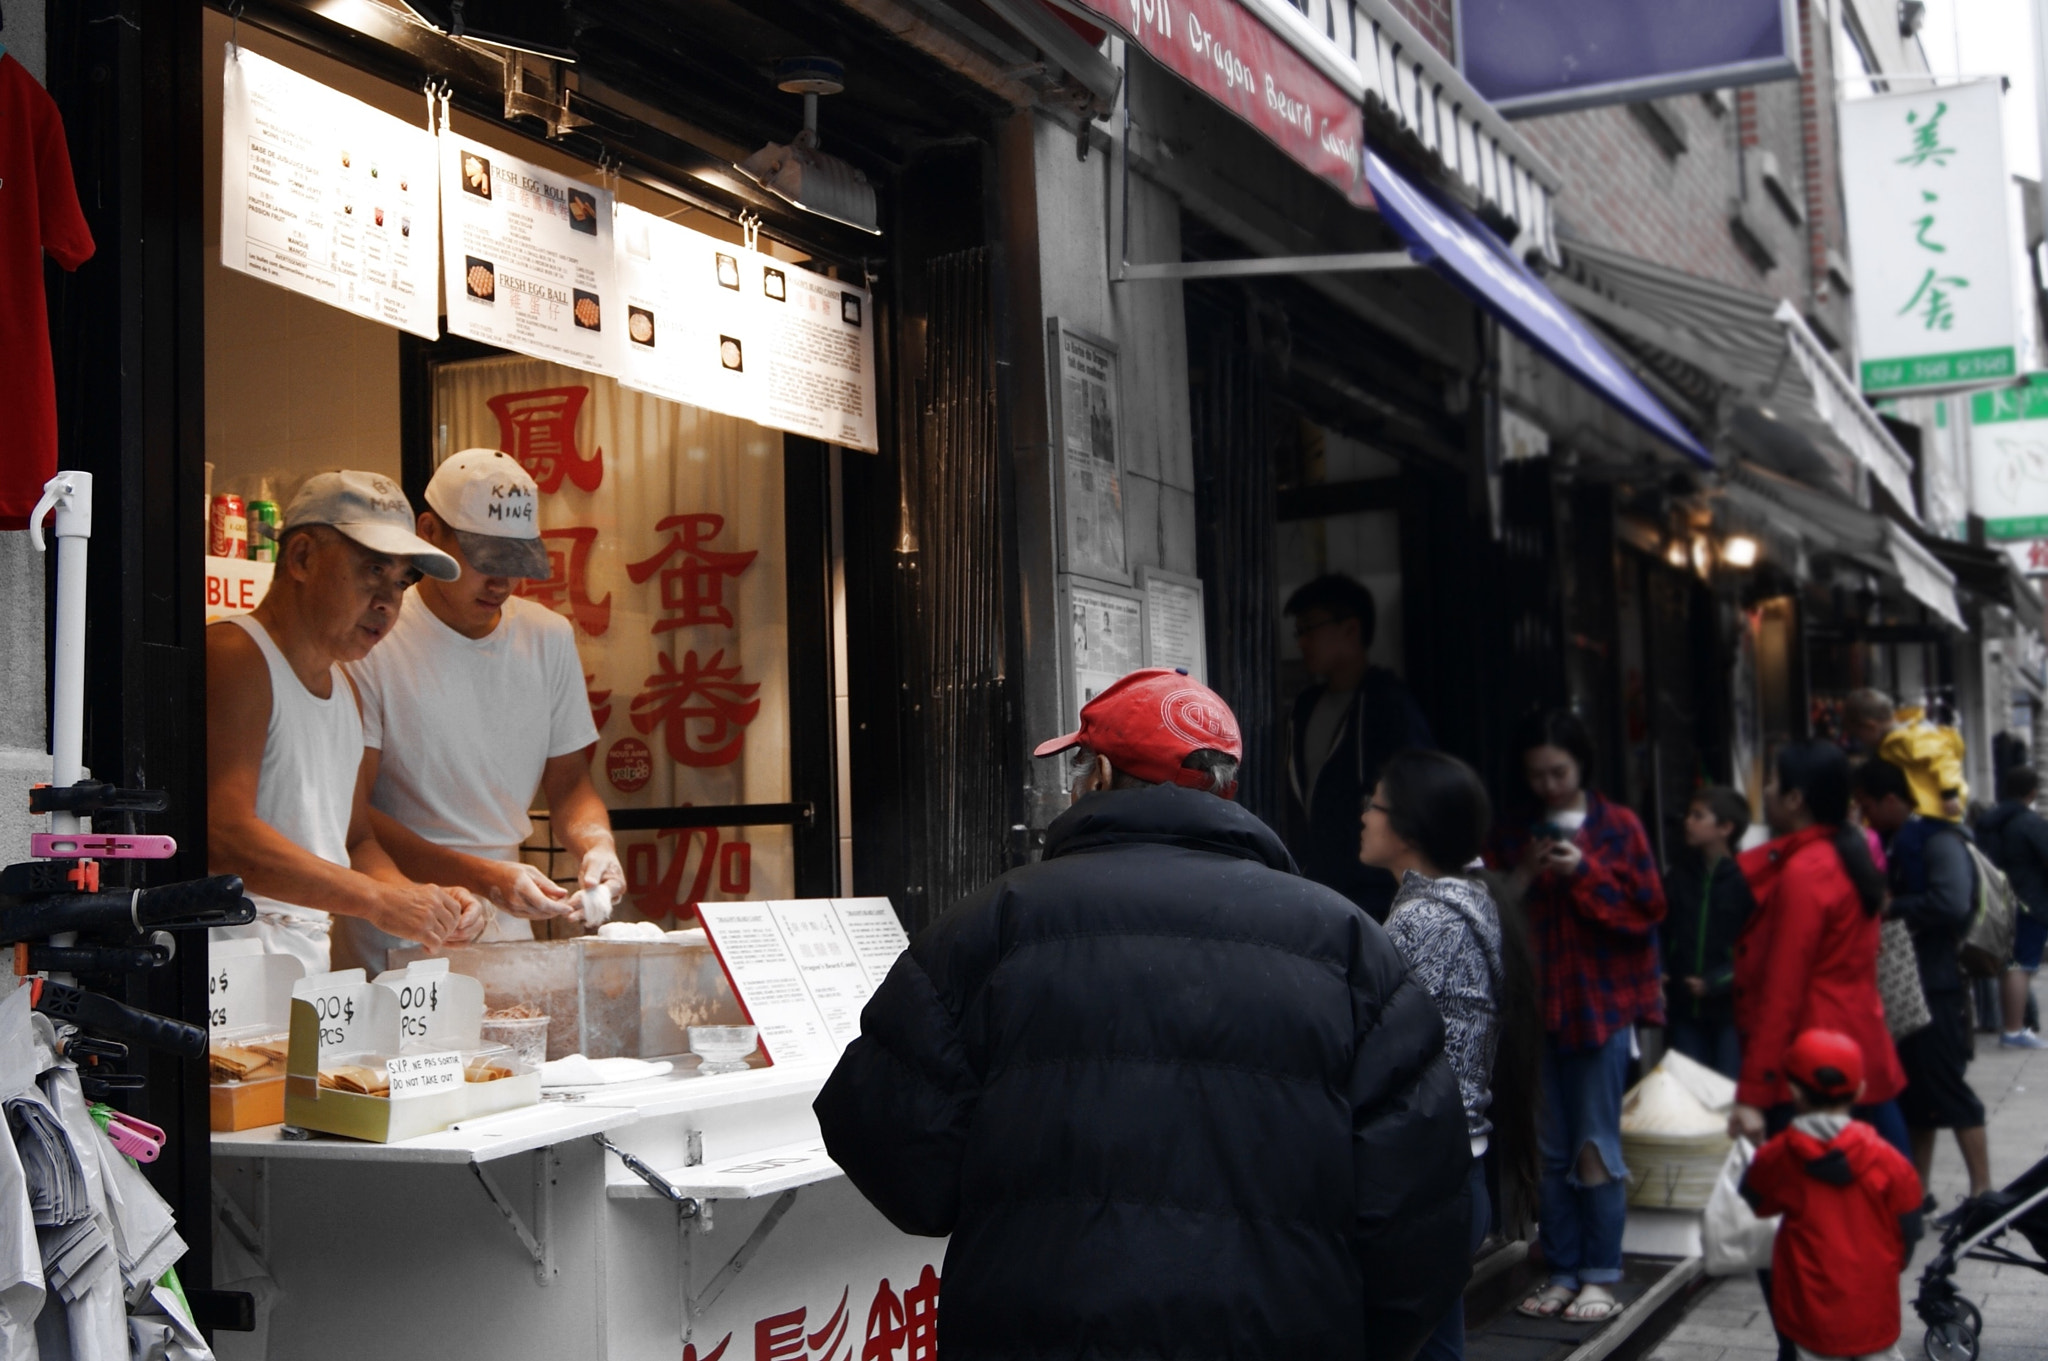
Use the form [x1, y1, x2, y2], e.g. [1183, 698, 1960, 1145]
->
[696, 899, 910, 1067]
[441, 132, 617, 373]
[613, 204, 878, 452]
[203, 554, 272, 624]
[218, 45, 440, 340]
[1455, 0, 1800, 117]
[1139, 566, 1207, 683]
[1048, 320, 1129, 583]
[1969, 373, 2048, 576]
[1061, 0, 1364, 202]
[1841, 81, 2019, 394]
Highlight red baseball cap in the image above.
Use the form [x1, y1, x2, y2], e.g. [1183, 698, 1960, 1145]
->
[1784, 1028, 1864, 1101]
[1033, 668, 1243, 797]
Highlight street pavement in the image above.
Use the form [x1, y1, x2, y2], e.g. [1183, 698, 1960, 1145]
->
[1649, 1029, 2048, 1361]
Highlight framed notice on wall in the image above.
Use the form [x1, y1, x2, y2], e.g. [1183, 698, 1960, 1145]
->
[1059, 576, 1146, 732]
[1138, 567, 1207, 683]
[1048, 320, 1128, 584]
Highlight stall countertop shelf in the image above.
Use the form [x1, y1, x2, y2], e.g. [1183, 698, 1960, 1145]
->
[210, 1100, 641, 1165]
[208, 1060, 844, 1165]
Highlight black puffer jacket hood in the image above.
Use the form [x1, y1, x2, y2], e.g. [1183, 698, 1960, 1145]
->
[817, 783, 1474, 1360]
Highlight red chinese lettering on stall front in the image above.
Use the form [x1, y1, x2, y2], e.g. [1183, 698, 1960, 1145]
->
[585, 672, 613, 731]
[517, 527, 612, 635]
[625, 514, 758, 633]
[633, 827, 752, 920]
[682, 1338, 731, 1361]
[630, 649, 760, 767]
[861, 1268, 940, 1361]
[486, 386, 604, 493]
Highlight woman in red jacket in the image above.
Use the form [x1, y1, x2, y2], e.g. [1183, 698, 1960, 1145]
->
[1729, 740, 1909, 1158]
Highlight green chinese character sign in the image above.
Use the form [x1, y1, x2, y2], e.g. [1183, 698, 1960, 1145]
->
[1841, 81, 2018, 394]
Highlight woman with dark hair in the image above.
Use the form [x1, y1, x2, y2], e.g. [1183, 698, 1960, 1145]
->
[1730, 741, 1908, 1154]
[1485, 710, 1665, 1323]
[1362, 750, 1536, 1361]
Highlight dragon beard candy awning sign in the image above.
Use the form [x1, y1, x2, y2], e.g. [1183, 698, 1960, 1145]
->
[1840, 80, 2021, 394]
[441, 133, 618, 373]
[1064, 0, 1363, 201]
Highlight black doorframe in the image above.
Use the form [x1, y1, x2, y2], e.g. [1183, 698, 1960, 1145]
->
[47, 0, 217, 1314]
[397, 336, 842, 901]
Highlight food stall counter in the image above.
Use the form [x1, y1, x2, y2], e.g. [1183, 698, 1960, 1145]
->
[210, 1100, 640, 1166]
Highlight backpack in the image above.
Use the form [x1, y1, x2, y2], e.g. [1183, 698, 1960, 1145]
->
[1959, 838, 2019, 978]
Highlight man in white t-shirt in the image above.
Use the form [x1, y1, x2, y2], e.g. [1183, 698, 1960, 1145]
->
[339, 448, 625, 973]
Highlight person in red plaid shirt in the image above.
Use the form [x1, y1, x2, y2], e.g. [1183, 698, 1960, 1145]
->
[1487, 710, 1666, 1323]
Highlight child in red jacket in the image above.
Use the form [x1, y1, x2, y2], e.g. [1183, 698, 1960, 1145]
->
[1743, 1029, 1926, 1361]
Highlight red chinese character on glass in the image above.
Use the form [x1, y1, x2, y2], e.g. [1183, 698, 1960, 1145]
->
[516, 527, 612, 636]
[585, 672, 612, 731]
[486, 386, 604, 493]
[625, 514, 758, 634]
[682, 1338, 731, 1361]
[630, 649, 760, 767]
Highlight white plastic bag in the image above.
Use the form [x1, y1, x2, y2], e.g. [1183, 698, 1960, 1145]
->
[1702, 1136, 1778, 1276]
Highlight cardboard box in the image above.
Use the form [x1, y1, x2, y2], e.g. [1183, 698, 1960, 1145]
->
[208, 941, 304, 1132]
[283, 959, 540, 1143]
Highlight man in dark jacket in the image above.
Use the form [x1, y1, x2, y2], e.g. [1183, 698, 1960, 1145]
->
[1976, 765, 2048, 1049]
[1852, 758, 1991, 1199]
[816, 667, 1474, 1360]
[1283, 575, 1434, 921]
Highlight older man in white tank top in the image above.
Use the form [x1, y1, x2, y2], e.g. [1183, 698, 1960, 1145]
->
[207, 471, 487, 973]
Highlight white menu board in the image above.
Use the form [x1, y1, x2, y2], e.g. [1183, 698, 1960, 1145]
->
[614, 204, 879, 452]
[441, 133, 615, 371]
[696, 898, 910, 1066]
[219, 46, 440, 340]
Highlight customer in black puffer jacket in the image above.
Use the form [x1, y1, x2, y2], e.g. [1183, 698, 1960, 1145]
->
[817, 668, 1474, 1360]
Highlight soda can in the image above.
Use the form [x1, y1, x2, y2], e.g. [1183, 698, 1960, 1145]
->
[208, 494, 247, 560]
[246, 500, 280, 562]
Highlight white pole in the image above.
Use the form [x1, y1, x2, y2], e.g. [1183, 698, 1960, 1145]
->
[28, 472, 94, 836]
[2035, 0, 2048, 284]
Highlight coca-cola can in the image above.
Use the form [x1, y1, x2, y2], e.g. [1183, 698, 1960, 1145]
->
[209, 494, 248, 559]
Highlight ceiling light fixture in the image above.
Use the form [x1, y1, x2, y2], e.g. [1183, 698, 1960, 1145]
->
[1722, 535, 1760, 568]
[738, 57, 881, 236]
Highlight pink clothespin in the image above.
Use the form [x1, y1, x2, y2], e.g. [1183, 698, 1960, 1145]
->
[103, 1111, 165, 1163]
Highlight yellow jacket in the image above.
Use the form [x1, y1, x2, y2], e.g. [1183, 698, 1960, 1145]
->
[1878, 707, 1967, 820]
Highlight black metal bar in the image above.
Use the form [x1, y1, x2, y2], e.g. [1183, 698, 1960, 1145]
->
[784, 436, 840, 898]
[606, 803, 814, 832]
[1274, 475, 1403, 523]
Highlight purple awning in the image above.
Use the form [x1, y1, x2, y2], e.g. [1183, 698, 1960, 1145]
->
[1365, 150, 1713, 467]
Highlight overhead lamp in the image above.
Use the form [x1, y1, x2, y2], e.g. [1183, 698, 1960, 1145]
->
[738, 57, 881, 236]
[1722, 535, 1760, 568]
[1691, 535, 1713, 575]
[1666, 540, 1689, 570]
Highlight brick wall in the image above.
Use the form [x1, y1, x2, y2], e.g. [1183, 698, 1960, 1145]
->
[1387, 0, 1454, 58]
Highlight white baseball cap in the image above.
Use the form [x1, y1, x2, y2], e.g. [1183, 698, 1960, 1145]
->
[280, 471, 459, 581]
[423, 448, 550, 580]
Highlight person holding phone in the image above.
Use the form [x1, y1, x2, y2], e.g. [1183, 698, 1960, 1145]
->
[1485, 710, 1665, 1324]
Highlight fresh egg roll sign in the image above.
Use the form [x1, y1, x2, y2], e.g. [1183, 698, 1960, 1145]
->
[615, 203, 878, 452]
[441, 134, 616, 372]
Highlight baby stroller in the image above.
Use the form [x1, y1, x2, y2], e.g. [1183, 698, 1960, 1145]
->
[1913, 1154, 2048, 1361]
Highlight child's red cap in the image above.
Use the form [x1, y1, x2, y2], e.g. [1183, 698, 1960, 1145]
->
[1784, 1028, 1864, 1102]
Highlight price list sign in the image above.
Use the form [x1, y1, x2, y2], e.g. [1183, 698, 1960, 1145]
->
[442, 133, 616, 372]
[614, 204, 878, 451]
[219, 45, 440, 340]
[696, 899, 911, 1065]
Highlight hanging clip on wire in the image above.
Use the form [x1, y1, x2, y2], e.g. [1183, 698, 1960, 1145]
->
[228, 0, 245, 58]
[740, 211, 761, 253]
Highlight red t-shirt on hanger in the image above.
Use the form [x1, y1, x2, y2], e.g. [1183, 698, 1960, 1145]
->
[0, 49, 94, 530]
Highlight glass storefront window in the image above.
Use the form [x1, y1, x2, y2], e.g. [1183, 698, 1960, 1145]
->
[432, 354, 792, 922]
